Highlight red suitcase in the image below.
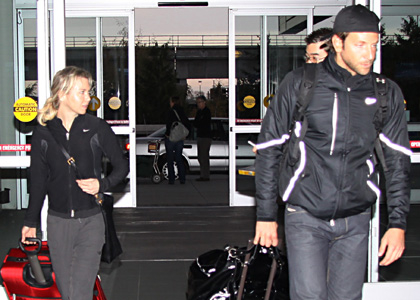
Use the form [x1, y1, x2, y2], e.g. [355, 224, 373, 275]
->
[0, 238, 106, 300]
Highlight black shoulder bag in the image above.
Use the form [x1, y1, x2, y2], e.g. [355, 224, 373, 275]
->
[47, 129, 122, 263]
[186, 240, 289, 300]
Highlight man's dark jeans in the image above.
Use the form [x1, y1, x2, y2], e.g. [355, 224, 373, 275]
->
[285, 203, 371, 300]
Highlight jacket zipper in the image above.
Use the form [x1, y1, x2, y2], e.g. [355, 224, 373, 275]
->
[332, 87, 351, 220]
[66, 132, 75, 218]
[330, 93, 338, 155]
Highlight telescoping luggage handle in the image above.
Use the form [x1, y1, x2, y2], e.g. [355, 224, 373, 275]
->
[236, 240, 278, 300]
[19, 237, 47, 285]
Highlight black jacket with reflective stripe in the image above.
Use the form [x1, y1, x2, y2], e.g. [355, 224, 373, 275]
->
[24, 114, 129, 227]
[255, 54, 411, 230]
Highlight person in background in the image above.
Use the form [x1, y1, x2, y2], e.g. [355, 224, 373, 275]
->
[21, 66, 129, 300]
[165, 96, 190, 184]
[304, 27, 332, 64]
[254, 5, 411, 300]
[193, 95, 212, 181]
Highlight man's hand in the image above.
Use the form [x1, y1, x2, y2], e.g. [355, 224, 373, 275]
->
[253, 221, 278, 247]
[378, 228, 405, 266]
[76, 178, 100, 195]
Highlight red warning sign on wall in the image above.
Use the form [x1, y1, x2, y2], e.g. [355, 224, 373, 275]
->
[0, 144, 31, 152]
[410, 141, 420, 148]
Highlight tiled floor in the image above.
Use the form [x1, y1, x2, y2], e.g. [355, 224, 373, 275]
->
[99, 206, 257, 299]
[1, 174, 420, 299]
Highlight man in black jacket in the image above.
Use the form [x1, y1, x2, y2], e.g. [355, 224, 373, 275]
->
[253, 5, 411, 300]
[193, 95, 212, 181]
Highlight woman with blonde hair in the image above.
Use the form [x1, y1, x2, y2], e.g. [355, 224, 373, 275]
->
[21, 66, 128, 300]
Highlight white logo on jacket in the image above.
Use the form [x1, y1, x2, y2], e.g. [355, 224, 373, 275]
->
[365, 97, 377, 105]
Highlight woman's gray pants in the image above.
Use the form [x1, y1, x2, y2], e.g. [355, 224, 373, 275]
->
[47, 213, 105, 300]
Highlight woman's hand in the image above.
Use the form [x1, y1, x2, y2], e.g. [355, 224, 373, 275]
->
[21, 226, 37, 244]
[76, 178, 100, 195]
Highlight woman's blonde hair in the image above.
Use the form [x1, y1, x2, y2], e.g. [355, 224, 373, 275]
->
[37, 66, 92, 126]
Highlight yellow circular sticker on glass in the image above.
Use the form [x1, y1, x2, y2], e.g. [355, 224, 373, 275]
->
[243, 96, 256, 109]
[109, 97, 121, 110]
[89, 96, 101, 111]
[14, 97, 38, 122]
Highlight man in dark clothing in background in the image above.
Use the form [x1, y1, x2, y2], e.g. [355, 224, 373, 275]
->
[193, 95, 212, 181]
[304, 27, 332, 64]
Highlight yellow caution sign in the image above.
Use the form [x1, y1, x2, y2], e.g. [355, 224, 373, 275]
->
[89, 96, 101, 111]
[109, 97, 122, 110]
[14, 97, 38, 122]
[243, 95, 256, 109]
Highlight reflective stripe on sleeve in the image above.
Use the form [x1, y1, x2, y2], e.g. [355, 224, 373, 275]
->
[255, 134, 290, 150]
[282, 141, 307, 201]
[379, 133, 412, 156]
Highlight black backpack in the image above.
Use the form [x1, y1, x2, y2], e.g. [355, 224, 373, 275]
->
[284, 63, 389, 171]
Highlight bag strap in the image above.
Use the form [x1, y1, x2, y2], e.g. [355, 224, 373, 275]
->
[236, 242, 282, 300]
[293, 63, 318, 123]
[372, 73, 389, 172]
[47, 128, 81, 178]
[287, 63, 319, 165]
[173, 109, 181, 122]
[237, 240, 254, 300]
[373, 73, 388, 130]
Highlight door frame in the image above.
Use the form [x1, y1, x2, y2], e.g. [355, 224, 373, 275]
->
[34, 7, 137, 208]
[228, 8, 314, 207]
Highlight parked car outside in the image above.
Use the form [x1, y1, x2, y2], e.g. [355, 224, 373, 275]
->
[131, 118, 257, 180]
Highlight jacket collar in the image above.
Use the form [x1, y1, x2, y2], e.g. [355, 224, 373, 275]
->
[47, 114, 85, 133]
[325, 52, 372, 88]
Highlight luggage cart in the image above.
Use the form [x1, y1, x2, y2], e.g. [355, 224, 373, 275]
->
[150, 139, 164, 184]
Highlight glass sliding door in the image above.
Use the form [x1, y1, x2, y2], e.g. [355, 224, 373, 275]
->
[229, 9, 312, 206]
[65, 12, 135, 207]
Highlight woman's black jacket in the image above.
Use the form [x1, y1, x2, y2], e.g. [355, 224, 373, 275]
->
[24, 114, 129, 227]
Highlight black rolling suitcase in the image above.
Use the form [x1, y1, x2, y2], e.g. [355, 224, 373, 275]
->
[186, 240, 289, 300]
[0, 238, 106, 300]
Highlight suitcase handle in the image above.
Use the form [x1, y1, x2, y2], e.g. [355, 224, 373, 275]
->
[19, 238, 47, 285]
[19, 237, 42, 255]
